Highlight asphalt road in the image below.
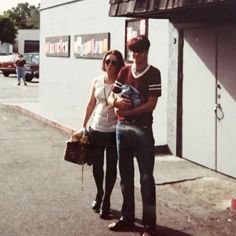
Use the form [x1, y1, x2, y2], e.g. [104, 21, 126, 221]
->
[0, 74, 236, 236]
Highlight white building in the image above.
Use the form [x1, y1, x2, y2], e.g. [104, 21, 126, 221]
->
[0, 29, 39, 55]
[0, 42, 13, 55]
[15, 29, 40, 54]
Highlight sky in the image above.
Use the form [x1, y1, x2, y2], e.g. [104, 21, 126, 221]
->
[0, 0, 40, 13]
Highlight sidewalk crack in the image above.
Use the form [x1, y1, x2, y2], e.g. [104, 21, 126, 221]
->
[156, 176, 205, 186]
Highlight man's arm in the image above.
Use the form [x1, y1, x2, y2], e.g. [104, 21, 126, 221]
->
[115, 96, 158, 117]
[107, 91, 132, 110]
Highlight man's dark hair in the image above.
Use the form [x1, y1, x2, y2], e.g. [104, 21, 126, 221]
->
[127, 35, 150, 53]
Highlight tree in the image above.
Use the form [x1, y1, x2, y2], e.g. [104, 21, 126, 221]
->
[4, 2, 40, 29]
[0, 16, 17, 44]
[26, 5, 40, 29]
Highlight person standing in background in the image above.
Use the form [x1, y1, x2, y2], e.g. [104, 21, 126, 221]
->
[82, 50, 125, 219]
[14, 53, 27, 86]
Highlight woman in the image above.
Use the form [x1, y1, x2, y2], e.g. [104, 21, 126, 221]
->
[82, 50, 125, 219]
[14, 53, 27, 86]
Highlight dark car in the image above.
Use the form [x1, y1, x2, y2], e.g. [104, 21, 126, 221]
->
[0, 54, 18, 77]
[24, 52, 39, 81]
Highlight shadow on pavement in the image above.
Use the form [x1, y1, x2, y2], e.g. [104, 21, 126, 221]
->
[109, 209, 192, 235]
[157, 226, 192, 236]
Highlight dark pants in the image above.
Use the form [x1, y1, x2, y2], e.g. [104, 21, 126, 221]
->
[116, 121, 156, 227]
[89, 128, 118, 203]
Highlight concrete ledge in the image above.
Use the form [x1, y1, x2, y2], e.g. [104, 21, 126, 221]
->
[3, 104, 76, 136]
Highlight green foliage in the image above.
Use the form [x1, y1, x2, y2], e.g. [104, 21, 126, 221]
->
[4, 2, 40, 29]
[0, 16, 17, 44]
[26, 6, 40, 29]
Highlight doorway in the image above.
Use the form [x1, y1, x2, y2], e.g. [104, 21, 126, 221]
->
[182, 26, 236, 177]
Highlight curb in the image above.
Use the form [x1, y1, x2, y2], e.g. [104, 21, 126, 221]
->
[3, 104, 77, 136]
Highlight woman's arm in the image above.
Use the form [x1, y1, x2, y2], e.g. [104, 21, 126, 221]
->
[14, 60, 18, 67]
[82, 80, 97, 128]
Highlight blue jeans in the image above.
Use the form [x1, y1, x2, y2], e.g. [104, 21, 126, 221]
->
[116, 120, 156, 227]
[16, 67, 25, 83]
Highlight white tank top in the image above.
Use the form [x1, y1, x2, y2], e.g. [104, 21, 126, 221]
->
[90, 75, 117, 132]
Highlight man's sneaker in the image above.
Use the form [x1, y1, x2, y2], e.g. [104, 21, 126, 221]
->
[141, 226, 157, 236]
[24, 82, 27, 86]
[108, 219, 134, 231]
[17, 83, 20, 86]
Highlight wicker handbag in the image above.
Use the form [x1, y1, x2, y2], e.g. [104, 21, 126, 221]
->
[64, 141, 89, 165]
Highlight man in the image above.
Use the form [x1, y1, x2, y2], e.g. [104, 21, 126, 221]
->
[108, 35, 161, 236]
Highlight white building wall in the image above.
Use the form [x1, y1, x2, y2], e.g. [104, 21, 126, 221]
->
[40, 0, 169, 146]
[148, 20, 169, 145]
[17, 29, 40, 54]
[0, 42, 13, 54]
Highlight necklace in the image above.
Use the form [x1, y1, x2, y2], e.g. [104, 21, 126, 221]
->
[103, 77, 113, 106]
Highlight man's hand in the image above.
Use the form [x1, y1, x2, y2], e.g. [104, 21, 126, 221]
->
[116, 96, 158, 117]
[114, 97, 132, 110]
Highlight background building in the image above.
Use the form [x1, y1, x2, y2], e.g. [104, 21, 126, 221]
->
[15, 29, 40, 54]
[0, 29, 39, 55]
[0, 42, 13, 55]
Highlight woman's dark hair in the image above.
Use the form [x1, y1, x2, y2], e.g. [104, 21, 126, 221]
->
[102, 50, 125, 73]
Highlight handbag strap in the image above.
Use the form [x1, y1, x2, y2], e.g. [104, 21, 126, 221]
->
[81, 165, 84, 191]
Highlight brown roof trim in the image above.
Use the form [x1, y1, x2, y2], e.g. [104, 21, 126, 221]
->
[109, 0, 236, 22]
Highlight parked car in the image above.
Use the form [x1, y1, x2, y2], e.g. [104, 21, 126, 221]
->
[0, 54, 17, 77]
[24, 52, 39, 81]
[0, 52, 39, 81]
[0, 55, 6, 74]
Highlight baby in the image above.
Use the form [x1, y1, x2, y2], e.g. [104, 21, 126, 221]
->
[120, 84, 144, 108]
